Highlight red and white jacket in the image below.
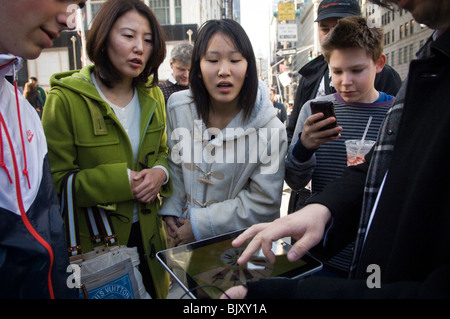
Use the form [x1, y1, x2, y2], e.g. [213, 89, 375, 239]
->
[0, 55, 73, 298]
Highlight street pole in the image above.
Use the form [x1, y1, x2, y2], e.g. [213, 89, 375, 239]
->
[70, 36, 77, 70]
[76, 8, 88, 67]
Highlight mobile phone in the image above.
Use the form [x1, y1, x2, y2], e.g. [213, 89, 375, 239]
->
[310, 100, 338, 135]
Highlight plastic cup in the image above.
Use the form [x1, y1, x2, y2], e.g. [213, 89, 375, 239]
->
[345, 140, 376, 166]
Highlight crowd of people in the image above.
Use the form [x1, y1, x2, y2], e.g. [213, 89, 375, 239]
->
[0, 0, 449, 300]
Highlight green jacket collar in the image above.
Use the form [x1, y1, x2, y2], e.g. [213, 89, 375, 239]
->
[50, 65, 159, 136]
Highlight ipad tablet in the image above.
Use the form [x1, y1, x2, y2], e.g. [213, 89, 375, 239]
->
[157, 228, 322, 299]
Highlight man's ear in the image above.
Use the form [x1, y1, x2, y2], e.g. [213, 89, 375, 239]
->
[375, 54, 386, 74]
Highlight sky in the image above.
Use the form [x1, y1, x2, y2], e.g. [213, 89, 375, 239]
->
[240, 0, 273, 61]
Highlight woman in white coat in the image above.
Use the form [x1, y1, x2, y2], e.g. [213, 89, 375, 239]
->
[159, 19, 287, 245]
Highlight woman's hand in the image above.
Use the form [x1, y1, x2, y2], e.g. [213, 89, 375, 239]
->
[174, 218, 195, 246]
[130, 168, 166, 203]
[164, 216, 179, 239]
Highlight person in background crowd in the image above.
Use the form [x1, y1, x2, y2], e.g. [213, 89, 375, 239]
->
[23, 79, 44, 118]
[0, 0, 86, 299]
[270, 87, 287, 125]
[42, 0, 172, 299]
[286, 102, 294, 126]
[30, 76, 47, 105]
[158, 41, 193, 106]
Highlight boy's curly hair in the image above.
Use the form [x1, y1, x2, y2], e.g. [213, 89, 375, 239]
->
[321, 16, 384, 63]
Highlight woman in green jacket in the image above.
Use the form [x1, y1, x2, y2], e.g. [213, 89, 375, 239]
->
[42, 0, 172, 299]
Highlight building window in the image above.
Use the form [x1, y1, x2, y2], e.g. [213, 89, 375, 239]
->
[405, 22, 409, 37]
[399, 25, 403, 39]
[90, 0, 107, 22]
[398, 48, 402, 65]
[392, 29, 395, 42]
[409, 44, 414, 61]
[174, 0, 182, 24]
[391, 51, 395, 67]
[404, 46, 408, 63]
[149, 0, 170, 25]
[410, 19, 415, 34]
[385, 52, 389, 66]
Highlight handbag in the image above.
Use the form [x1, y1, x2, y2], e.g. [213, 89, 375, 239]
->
[61, 171, 150, 299]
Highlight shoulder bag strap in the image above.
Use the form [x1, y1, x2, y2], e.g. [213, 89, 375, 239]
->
[60, 171, 118, 258]
[90, 206, 118, 246]
[60, 171, 82, 257]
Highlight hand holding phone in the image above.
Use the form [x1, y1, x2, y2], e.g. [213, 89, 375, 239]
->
[300, 100, 341, 150]
[310, 100, 338, 133]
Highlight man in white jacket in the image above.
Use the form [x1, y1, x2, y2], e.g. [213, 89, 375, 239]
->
[0, 0, 86, 299]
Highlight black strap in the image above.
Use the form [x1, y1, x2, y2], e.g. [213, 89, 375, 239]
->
[92, 206, 118, 246]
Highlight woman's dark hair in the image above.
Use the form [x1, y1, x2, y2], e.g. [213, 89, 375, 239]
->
[189, 19, 258, 123]
[86, 0, 166, 88]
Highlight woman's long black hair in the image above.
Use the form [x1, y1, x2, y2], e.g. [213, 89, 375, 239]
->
[189, 19, 259, 124]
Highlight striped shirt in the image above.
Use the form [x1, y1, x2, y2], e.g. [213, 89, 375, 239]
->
[286, 92, 394, 195]
[158, 78, 189, 106]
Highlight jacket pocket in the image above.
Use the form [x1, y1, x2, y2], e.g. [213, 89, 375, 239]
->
[74, 117, 119, 147]
[74, 118, 121, 167]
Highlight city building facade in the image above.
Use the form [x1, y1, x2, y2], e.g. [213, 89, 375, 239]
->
[366, 2, 433, 79]
[276, 0, 434, 104]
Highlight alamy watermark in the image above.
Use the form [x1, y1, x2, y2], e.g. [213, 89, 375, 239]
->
[170, 120, 282, 175]
[66, 264, 81, 289]
[366, 264, 381, 288]
[66, 4, 82, 30]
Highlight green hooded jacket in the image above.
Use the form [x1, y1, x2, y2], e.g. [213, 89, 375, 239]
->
[42, 65, 172, 298]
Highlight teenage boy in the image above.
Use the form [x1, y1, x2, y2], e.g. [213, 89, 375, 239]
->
[286, 0, 401, 144]
[285, 16, 394, 277]
[0, 0, 86, 298]
[285, 0, 401, 216]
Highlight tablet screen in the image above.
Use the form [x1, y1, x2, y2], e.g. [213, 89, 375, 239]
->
[157, 229, 322, 299]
